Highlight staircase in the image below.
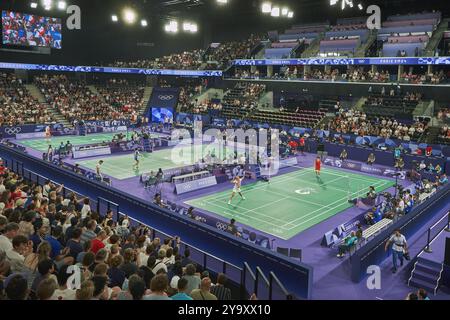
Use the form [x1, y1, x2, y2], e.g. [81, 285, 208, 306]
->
[408, 256, 443, 295]
[25, 84, 71, 127]
[424, 18, 450, 56]
[140, 86, 153, 116]
[301, 32, 324, 58]
[25, 84, 46, 103]
[355, 31, 378, 57]
[87, 85, 103, 100]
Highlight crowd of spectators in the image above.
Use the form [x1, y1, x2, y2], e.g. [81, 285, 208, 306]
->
[96, 81, 145, 119]
[110, 50, 205, 70]
[399, 70, 447, 84]
[327, 107, 428, 141]
[0, 165, 243, 300]
[206, 34, 265, 69]
[0, 73, 54, 126]
[34, 75, 129, 123]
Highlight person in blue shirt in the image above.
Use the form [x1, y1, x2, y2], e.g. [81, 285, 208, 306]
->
[438, 174, 448, 185]
[171, 278, 193, 300]
[373, 206, 382, 223]
[427, 163, 435, 173]
[44, 226, 64, 260]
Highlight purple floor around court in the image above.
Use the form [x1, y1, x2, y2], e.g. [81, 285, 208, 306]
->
[15, 140, 450, 300]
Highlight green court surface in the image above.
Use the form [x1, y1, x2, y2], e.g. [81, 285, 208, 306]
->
[185, 168, 395, 240]
[18, 132, 164, 152]
[76, 143, 245, 180]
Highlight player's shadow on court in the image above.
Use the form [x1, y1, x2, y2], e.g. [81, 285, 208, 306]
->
[316, 176, 327, 190]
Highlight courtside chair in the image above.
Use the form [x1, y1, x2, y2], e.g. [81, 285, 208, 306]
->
[289, 248, 302, 261]
[276, 247, 289, 256]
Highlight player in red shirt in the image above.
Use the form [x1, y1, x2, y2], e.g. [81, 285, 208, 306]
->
[288, 140, 298, 155]
[299, 136, 305, 155]
[315, 156, 321, 176]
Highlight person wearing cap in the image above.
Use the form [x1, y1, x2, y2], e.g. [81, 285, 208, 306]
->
[0, 222, 19, 253]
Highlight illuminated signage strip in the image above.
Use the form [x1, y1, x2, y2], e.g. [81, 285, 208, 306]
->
[0, 62, 223, 77]
[233, 57, 450, 66]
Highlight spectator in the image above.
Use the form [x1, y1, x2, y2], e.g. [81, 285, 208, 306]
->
[171, 277, 193, 300]
[182, 263, 201, 295]
[143, 274, 171, 300]
[190, 277, 218, 300]
[211, 273, 232, 300]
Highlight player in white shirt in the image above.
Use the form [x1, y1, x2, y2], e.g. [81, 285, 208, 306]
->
[45, 125, 51, 143]
[228, 175, 246, 205]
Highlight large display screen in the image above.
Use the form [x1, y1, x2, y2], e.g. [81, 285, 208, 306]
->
[152, 108, 174, 123]
[2, 10, 62, 49]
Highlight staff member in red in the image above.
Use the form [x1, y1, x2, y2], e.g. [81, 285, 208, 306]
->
[288, 139, 298, 155]
[315, 156, 321, 176]
[299, 136, 305, 155]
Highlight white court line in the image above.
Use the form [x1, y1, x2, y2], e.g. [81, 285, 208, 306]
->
[202, 198, 289, 228]
[198, 177, 390, 231]
[288, 164, 384, 184]
[201, 168, 346, 203]
[284, 180, 393, 230]
[281, 179, 389, 229]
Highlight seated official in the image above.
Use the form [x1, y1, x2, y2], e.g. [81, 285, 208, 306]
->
[339, 149, 348, 162]
[437, 174, 448, 186]
[337, 232, 358, 258]
[435, 164, 442, 175]
[367, 153, 376, 165]
[427, 163, 435, 173]
[395, 157, 405, 170]
[418, 161, 426, 171]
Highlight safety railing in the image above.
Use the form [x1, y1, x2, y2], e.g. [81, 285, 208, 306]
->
[421, 210, 450, 254]
[4, 156, 295, 300]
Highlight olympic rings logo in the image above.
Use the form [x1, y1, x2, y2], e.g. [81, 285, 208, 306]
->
[216, 222, 227, 231]
[4, 127, 22, 135]
[158, 95, 174, 101]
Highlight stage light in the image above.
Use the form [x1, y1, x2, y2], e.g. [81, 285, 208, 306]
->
[165, 20, 178, 33]
[30, 2, 38, 8]
[287, 11, 294, 18]
[42, 0, 52, 7]
[111, 15, 118, 22]
[216, 0, 228, 4]
[281, 7, 289, 16]
[358, 3, 363, 10]
[271, 7, 280, 17]
[141, 19, 148, 27]
[57, 1, 66, 10]
[122, 8, 137, 24]
[261, 2, 272, 14]
[44, 6, 51, 11]
[330, 0, 338, 5]
[183, 22, 198, 33]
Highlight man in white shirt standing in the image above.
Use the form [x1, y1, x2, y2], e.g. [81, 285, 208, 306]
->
[385, 229, 408, 273]
[0, 223, 19, 253]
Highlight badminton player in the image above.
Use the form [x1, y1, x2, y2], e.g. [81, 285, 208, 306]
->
[228, 175, 246, 205]
[133, 149, 142, 170]
[315, 156, 321, 176]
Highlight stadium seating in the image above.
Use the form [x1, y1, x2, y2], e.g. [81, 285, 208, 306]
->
[0, 72, 55, 126]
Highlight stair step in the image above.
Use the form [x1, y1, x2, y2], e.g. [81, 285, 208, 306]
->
[411, 268, 440, 283]
[415, 264, 442, 277]
[417, 257, 443, 271]
[408, 278, 436, 293]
